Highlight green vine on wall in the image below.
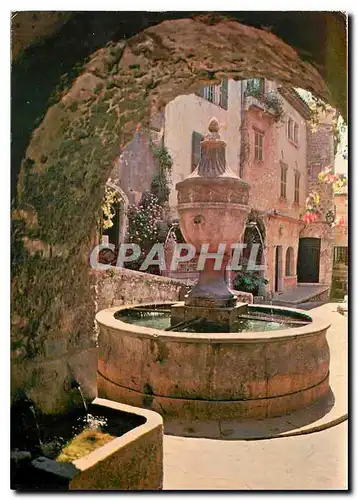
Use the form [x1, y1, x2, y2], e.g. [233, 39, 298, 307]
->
[149, 138, 173, 206]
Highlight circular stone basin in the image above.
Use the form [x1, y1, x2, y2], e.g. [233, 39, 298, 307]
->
[96, 302, 331, 421]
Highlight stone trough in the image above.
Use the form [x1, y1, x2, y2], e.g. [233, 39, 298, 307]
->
[12, 398, 163, 491]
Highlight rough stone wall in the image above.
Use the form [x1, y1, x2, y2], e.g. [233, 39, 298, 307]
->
[307, 121, 335, 219]
[11, 12, 347, 118]
[94, 267, 189, 313]
[11, 12, 71, 59]
[334, 193, 348, 247]
[108, 115, 164, 206]
[10, 17, 341, 413]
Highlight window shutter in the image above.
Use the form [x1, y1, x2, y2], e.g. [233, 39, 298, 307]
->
[220, 79, 229, 109]
[191, 132, 203, 171]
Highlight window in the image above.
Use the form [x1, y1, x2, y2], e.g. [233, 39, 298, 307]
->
[203, 85, 215, 103]
[280, 163, 288, 199]
[197, 79, 228, 109]
[219, 79, 228, 109]
[239, 163, 244, 179]
[191, 131, 203, 171]
[287, 118, 299, 145]
[294, 123, 299, 144]
[246, 78, 265, 94]
[285, 247, 294, 276]
[294, 171, 300, 204]
[254, 129, 264, 161]
[334, 247, 348, 265]
[287, 118, 293, 141]
[310, 164, 322, 180]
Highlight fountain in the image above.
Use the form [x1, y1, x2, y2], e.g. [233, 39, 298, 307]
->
[96, 118, 331, 421]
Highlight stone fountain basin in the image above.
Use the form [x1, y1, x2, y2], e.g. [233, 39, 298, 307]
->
[26, 399, 163, 491]
[96, 303, 331, 421]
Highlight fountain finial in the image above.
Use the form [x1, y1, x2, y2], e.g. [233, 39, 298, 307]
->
[208, 117, 219, 133]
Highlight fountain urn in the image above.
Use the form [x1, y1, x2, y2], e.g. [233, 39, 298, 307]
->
[176, 118, 250, 309]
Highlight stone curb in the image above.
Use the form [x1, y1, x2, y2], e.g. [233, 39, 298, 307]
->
[224, 413, 348, 441]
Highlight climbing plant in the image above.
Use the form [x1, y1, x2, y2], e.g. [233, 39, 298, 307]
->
[126, 192, 167, 273]
[244, 87, 285, 122]
[303, 168, 347, 225]
[100, 185, 122, 231]
[149, 139, 173, 206]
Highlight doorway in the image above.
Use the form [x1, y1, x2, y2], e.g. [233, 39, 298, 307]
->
[103, 200, 121, 247]
[297, 238, 321, 283]
[274, 245, 283, 292]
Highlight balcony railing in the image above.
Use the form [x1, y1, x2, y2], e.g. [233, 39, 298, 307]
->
[244, 88, 285, 122]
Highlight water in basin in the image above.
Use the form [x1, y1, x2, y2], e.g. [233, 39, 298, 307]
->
[116, 305, 311, 333]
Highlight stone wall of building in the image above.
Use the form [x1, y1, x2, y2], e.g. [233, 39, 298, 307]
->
[164, 80, 243, 214]
[307, 117, 336, 220]
[334, 192, 348, 247]
[108, 114, 164, 206]
[331, 191, 348, 298]
[264, 215, 301, 295]
[241, 81, 308, 219]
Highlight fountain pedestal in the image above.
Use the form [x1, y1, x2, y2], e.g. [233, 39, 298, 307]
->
[173, 118, 250, 325]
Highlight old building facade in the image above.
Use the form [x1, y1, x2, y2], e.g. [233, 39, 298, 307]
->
[162, 78, 335, 297]
[105, 78, 336, 298]
[331, 186, 348, 298]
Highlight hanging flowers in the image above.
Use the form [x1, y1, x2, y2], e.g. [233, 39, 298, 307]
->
[101, 186, 122, 230]
[318, 167, 347, 192]
[302, 191, 320, 223]
[303, 167, 348, 225]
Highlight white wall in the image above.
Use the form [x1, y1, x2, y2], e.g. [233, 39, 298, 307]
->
[164, 79, 243, 213]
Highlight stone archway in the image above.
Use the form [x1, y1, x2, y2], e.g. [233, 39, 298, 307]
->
[11, 15, 347, 412]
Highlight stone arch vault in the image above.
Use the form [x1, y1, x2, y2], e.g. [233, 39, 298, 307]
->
[11, 13, 347, 413]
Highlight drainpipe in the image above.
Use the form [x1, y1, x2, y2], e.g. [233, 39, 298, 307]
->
[240, 80, 245, 178]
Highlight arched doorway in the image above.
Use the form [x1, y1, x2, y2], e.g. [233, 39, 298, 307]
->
[232, 211, 266, 296]
[297, 237, 321, 283]
[103, 181, 129, 247]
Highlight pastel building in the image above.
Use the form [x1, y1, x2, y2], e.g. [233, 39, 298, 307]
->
[106, 77, 336, 299]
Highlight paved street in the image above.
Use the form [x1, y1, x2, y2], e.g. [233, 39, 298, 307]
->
[164, 303, 348, 490]
[164, 420, 348, 490]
